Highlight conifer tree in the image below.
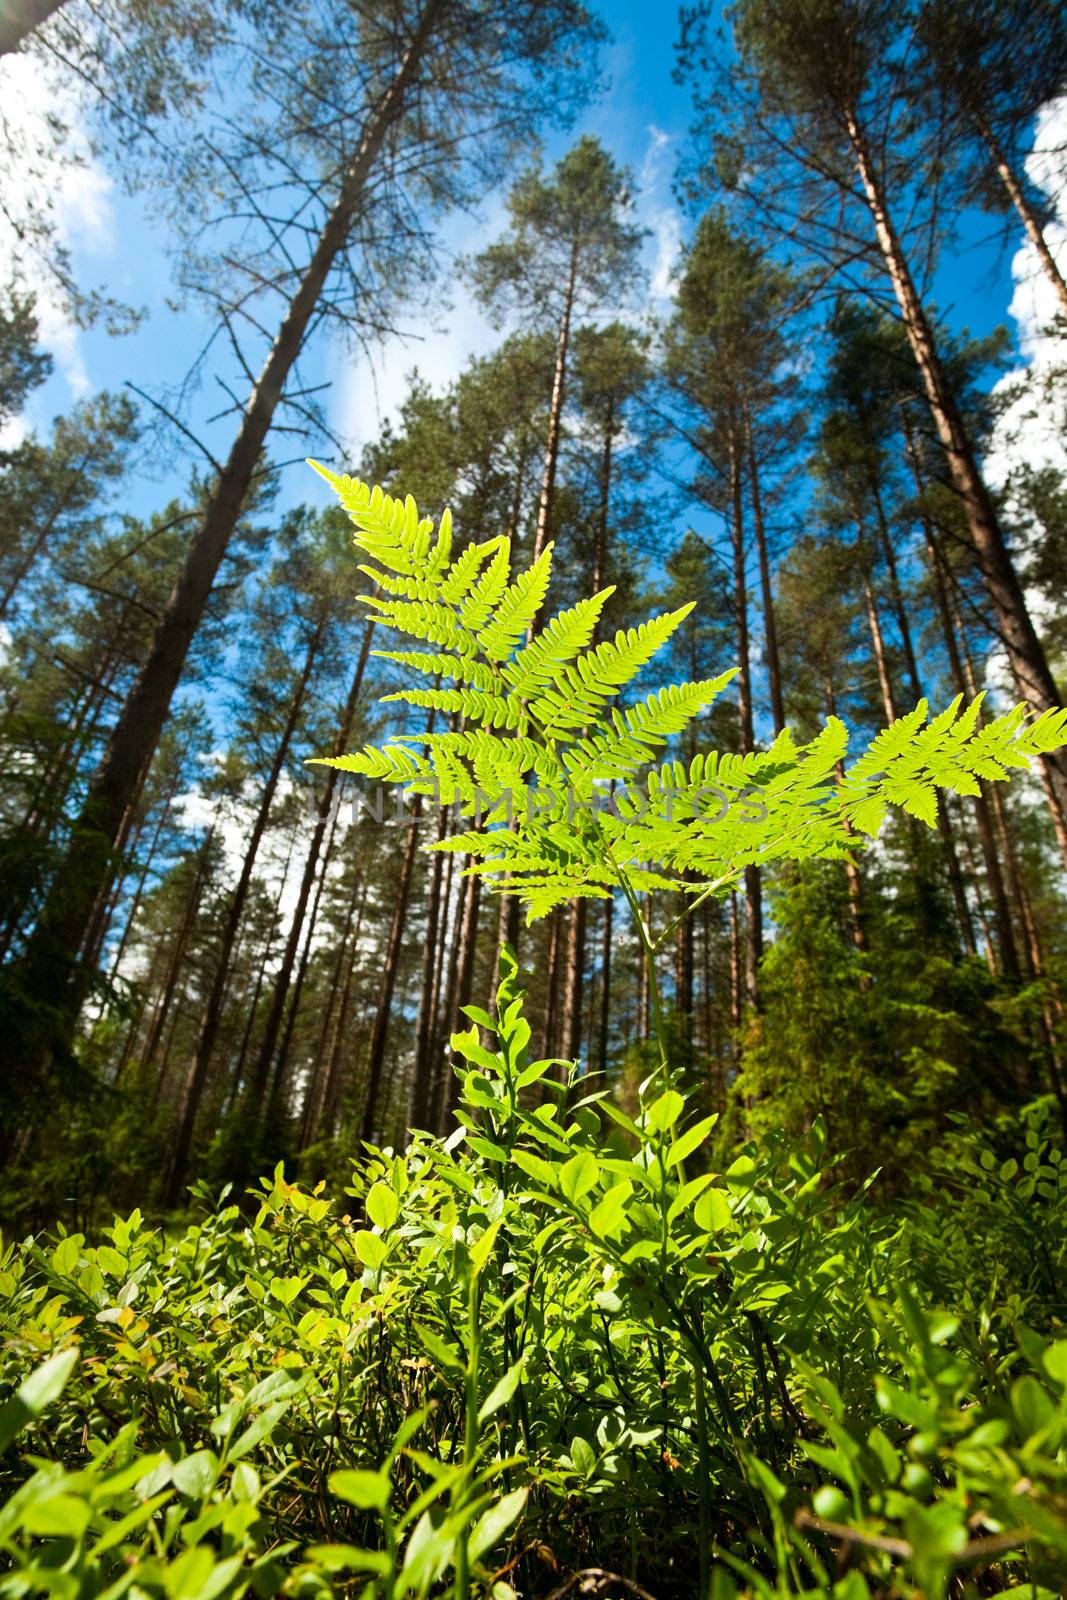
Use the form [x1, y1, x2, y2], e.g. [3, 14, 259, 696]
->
[469, 136, 644, 563]
[0, 0, 604, 1122]
[679, 0, 1067, 834]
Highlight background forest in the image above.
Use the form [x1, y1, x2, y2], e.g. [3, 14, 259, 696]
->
[3, 4, 1067, 1599]
[0, 0, 1065, 1219]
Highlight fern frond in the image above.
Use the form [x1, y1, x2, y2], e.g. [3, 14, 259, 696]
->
[502, 591, 616, 697]
[373, 650, 497, 692]
[535, 607, 695, 735]
[360, 595, 472, 652]
[477, 544, 554, 662]
[382, 687, 517, 730]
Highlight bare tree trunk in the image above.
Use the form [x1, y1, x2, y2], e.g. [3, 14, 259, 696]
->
[846, 108, 1067, 842]
[299, 870, 368, 1149]
[824, 671, 869, 960]
[162, 625, 320, 1204]
[906, 419, 1019, 973]
[729, 423, 761, 1007]
[360, 801, 422, 1144]
[0, 0, 66, 55]
[265, 799, 344, 1114]
[597, 891, 612, 1075]
[133, 818, 218, 1082]
[254, 623, 373, 1126]
[540, 908, 563, 1061]
[532, 240, 579, 565]
[560, 897, 586, 1065]
[437, 868, 482, 1130]
[975, 113, 1067, 320]
[409, 805, 450, 1131]
[744, 403, 784, 734]
[1, 0, 447, 1104]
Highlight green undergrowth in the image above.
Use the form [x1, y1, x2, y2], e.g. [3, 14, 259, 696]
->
[1, 957, 1066, 1600]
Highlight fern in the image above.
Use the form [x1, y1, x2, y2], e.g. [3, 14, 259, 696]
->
[309, 467, 1067, 1068]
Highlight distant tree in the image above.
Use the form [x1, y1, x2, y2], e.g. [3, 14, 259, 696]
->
[0, 289, 50, 425]
[0, 0, 604, 1139]
[679, 0, 1067, 834]
[914, 0, 1067, 319]
[469, 136, 644, 562]
[0, 391, 138, 623]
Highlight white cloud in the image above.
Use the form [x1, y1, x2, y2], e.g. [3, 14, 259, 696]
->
[638, 125, 683, 304]
[332, 277, 498, 455]
[986, 95, 1067, 493]
[0, 51, 116, 403]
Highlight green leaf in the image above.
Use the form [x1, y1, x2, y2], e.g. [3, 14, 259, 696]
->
[665, 1113, 718, 1169]
[478, 1358, 525, 1425]
[365, 1182, 400, 1230]
[171, 1450, 219, 1500]
[414, 1323, 465, 1374]
[21, 1491, 92, 1539]
[354, 1231, 388, 1270]
[329, 1468, 391, 1512]
[559, 1150, 599, 1202]
[693, 1185, 733, 1233]
[468, 1486, 528, 1564]
[0, 1347, 79, 1453]
[646, 1089, 685, 1133]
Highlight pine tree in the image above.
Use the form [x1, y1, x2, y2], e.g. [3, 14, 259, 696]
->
[0, 0, 604, 1118]
[469, 136, 645, 563]
[680, 0, 1067, 834]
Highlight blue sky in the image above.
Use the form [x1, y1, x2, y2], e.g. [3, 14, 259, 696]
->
[4, 0, 1036, 532]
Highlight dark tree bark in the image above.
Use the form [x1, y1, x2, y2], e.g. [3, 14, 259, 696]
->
[254, 622, 374, 1127]
[359, 800, 422, 1145]
[975, 113, 1067, 320]
[532, 240, 579, 565]
[744, 404, 784, 735]
[162, 621, 321, 1204]
[728, 423, 762, 1008]
[0, 0, 66, 55]
[845, 109, 1067, 841]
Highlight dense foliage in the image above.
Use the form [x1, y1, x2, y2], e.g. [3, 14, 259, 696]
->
[1, 955, 1066, 1598]
[2, 0, 1067, 1592]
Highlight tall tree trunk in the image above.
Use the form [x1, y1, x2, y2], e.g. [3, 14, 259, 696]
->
[559, 396, 614, 1072]
[744, 403, 784, 734]
[267, 799, 344, 1117]
[974, 113, 1067, 320]
[844, 109, 1067, 844]
[409, 805, 450, 1131]
[1, 0, 446, 1104]
[299, 870, 368, 1149]
[871, 493, 977, 958]
[253, 623, 373, 1127]
[906, 417, 1020, 972]
[597, 891, 612, 1076]
[918, 507, 1019, 974]
[560, 897, 587, 1066]
[104, 790, 175, 993]
[437, 868, 482, 1130]
[0, 0, 67, 55]
[360, 800, 422, 1144]
[162, 625, 321, 1204]
[540, 908, 563, 1061]
[532, 239, 579, 565]
[134, 818, 218, 1081]
[729, 422, 761, 1007]
[824, 671, 869, 960]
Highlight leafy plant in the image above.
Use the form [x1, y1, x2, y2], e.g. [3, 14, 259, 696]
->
[2, 955, 1065, 1597]
[307, 469, 1067, 1077]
